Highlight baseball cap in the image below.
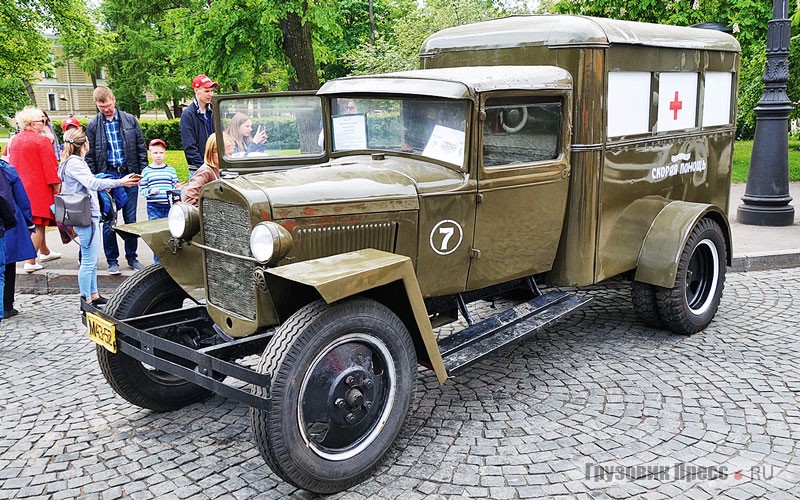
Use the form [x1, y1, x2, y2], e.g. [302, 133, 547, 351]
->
[149, 138, 167, 149]
[61, 116, 81, 132]
[192, 74, 218, 89]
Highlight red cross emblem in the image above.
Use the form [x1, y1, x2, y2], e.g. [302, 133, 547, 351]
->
[669, 91, 683, 120]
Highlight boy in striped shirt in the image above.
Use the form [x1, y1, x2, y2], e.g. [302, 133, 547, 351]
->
[141, 138, 180, 221]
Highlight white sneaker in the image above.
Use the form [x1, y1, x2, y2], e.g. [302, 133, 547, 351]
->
[24, 262, 43, 273]
[39, 252, 62, 262]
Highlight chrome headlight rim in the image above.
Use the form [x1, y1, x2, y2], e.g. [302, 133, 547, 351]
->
[249, 221, 293, 265]
[168, 203, 201, 240]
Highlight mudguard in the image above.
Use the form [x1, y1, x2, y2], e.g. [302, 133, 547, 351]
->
[266, 249, 448, 384]
[114, 219, 206, 301]
[635, 201, 731, 288]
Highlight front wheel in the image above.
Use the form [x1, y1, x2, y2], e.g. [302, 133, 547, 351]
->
[656, 218, 726, 334]
[251, 298, 417, 494]
[96, 264, 212, 411]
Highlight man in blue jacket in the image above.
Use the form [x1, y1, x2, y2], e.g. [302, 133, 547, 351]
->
[181, 74, 218, 171]
[86, 86, 148, 275]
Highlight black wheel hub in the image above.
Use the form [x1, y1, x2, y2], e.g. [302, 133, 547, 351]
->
[298, 334, 394, 460]
[326, 367, 378, 429]
[686, 239, 716, 312]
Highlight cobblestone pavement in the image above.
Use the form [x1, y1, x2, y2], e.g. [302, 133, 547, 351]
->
[2, 269, 800, 500]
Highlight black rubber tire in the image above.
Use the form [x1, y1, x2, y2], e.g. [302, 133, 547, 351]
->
[251, 298, 417, 494]
[655, 218, 726, 334]
[96, 264, 211, 411]
[631, 281, 665, 328]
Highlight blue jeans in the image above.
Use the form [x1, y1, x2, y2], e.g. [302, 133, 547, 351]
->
[102, 172, 138, 266]
[146, 202, 170, 221]
[146, 203, 170, 264]
[0, 235, 5, 320]
[75, 219, 101, 300]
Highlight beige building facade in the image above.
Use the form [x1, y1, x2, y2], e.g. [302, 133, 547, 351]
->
[32, 41, 107, 121]
[31, 37, 165, 122]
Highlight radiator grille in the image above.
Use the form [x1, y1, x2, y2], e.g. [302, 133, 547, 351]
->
[206, 252, 257, 319]
[201, 198, 255, 319]
[202, 198, 251, 257]
[293, 222, 397, 261]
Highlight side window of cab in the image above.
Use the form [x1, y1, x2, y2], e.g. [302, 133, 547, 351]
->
[482, 96, 562, 168]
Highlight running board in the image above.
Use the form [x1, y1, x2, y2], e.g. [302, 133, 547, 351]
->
[439, 292, 591, 376]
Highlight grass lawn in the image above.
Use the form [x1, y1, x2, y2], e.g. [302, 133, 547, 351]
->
[164, 150, 190, 182]
[732, 140, 800, 183]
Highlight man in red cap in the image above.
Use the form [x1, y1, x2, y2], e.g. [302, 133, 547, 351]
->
[180, 74, 218, 170]
[60, 116, 81, 133]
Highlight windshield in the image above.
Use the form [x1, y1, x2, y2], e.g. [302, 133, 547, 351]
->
[218, 95, 324, 161]
[329, 97, 468, 169]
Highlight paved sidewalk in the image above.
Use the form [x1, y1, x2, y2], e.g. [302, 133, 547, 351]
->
[14, 183, 800, 295]
[728, 182, 800, 270]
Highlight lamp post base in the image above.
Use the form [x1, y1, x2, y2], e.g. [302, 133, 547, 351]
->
[737, 202, 795, 226]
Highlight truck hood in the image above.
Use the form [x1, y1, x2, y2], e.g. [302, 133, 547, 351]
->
[226, 155, 468, 219]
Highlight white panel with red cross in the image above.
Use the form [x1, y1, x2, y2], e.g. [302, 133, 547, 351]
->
[656, 72, 698, 132]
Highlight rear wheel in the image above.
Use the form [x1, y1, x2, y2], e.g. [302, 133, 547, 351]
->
[631, 281, 664, 328]
[251, 298, 416, 494]
[656, 218, 726, 334]
[96, 264, 212, 411]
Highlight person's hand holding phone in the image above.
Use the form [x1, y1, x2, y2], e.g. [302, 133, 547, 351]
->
[120, 173, 141, 187]
[254, 125, 267, 144]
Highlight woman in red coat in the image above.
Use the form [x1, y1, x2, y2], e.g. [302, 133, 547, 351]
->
[7, 107, 61, 272]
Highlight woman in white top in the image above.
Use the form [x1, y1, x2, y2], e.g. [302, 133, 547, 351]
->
[59, 128, 139, 306]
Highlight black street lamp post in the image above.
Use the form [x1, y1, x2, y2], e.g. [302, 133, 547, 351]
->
[737, 0, 795, 226]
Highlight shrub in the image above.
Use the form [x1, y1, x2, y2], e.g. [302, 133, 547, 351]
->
[55, 117, 183, 150]
[139, 119, 182, 150]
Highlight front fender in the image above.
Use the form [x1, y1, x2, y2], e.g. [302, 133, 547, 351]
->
[114, 219, 205, 301]
[266, 249, 448, 384]
[635, 202, 731, 288]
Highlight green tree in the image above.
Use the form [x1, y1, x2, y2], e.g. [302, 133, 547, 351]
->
[0, 79, 30, 128]
[344, 0, 507, 74]
[0, 0, 99, 123]
[98, 0, 349, 116]
[98, 0, 196, 116]
[317, 0, 417, 81]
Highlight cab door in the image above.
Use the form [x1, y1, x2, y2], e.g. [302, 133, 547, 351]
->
[467, 92, 572, 289]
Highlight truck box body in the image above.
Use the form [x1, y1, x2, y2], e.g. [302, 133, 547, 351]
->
[420, 15, 740, 285]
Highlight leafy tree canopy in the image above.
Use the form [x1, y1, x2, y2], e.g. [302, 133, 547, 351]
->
[344, 0, 509, 75]
[0, 0, 102, 124]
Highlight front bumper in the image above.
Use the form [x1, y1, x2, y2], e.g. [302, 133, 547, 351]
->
[81, 300, 274, 410]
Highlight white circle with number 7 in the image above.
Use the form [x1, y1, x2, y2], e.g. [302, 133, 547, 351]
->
[430, 220, 463, 255]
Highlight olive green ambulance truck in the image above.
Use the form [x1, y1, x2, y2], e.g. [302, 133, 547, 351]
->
[83, 15, 739, 494]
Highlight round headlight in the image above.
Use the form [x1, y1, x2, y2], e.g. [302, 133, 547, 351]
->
[250, 222, 293, 265]
[168, 203, 200, 240]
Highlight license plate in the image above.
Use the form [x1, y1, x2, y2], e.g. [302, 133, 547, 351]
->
[87, 312, 117, 353]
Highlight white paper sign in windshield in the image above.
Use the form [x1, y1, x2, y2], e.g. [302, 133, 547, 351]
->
[332, 114, 367, 150]
[422, 125, 465, 167]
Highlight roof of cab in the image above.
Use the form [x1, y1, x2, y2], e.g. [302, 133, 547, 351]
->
[420, 15, 741, 55]
[318, 66, 572, 100]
